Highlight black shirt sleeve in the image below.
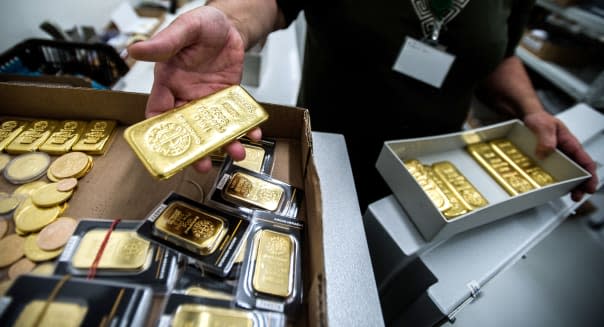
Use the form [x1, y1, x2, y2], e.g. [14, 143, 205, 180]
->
[276, 0, 305, 25]
[505, 0, 536, 56]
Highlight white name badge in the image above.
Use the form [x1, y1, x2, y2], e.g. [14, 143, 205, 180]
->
[392, 37, 455, 88]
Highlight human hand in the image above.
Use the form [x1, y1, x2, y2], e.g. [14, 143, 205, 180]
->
[523, 111, 598, 201]
[127, 5, 261, 173]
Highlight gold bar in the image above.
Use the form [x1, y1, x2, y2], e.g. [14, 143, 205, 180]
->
[5, 120, 60, 154]
[432, 161, 488, 210]
[403, 160, 451, 212]
[172, 304, 254, 327]
[0, 120, 29, 151]
[124, 86, 269, 179]
[224, 172, 284, 211]
[72, 229, 150, 270]
[466, 143, 535, 196]
[185, 286, 234, 301]
[234, 143, 266, 172]
[39, 120, 87, 155]
[252, 229, 293, 298]
[153, 202, 228, 255]
[14, 300, 87, 327]
[72, 120, 117, 155]
[489, 139, 555, 187]
[425, 165, 469, 220]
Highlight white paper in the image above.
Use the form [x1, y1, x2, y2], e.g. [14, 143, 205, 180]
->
[392, 37, 455, 88]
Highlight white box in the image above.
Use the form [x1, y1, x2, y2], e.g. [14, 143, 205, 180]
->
[376, 119, 591, 241]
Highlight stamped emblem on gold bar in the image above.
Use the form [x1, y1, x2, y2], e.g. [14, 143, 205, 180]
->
[172, 304, 254, 327]
[0, 120, 29, 152]
[425, 165, 469, 220]
[224, 172, 284, 211]
[489, 139, 555, 187]
[72, 120, 117, 155]
[5, 120, 60, 154]
[153, 202, 228, 255]
[252, 229, 294, 298]
[14, 300, 87, 327]
[124, 86, 269, 179]
[467, 143, 535, 196]
[72, 229, 150, 270]
[39, 120, 87, 155]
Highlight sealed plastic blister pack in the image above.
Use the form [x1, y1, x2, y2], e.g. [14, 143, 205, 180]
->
[236, 211, 304, 315]
[211, 137, 276, 174]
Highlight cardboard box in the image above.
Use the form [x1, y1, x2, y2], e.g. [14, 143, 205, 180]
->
[0, 82, 325, 326]
[376, 119, 591, 241]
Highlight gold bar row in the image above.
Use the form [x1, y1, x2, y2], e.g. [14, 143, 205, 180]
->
[0, 119, 116, 155]
[466, 139, 555, 196]
[404, 159, 488, 220]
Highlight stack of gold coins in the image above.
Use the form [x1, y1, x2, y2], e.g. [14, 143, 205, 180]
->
[47, 151, 93, 182]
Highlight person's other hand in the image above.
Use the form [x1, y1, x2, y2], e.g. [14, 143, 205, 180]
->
[128, 5, 261, 173]
[523, 111, 598, 201]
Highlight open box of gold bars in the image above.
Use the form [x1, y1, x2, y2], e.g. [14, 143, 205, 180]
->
[0, 82, 325, 326]
[376, 119, 591, 242]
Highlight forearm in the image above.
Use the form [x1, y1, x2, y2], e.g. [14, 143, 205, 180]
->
[479, 56, 545, 118]
[207, 0, 287, 50]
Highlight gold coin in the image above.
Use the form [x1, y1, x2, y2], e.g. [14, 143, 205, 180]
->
[72, 155, 93, 179]
[15, 227, 28, 236]
[13, 197, 34, 220]
[47, 169, 60, 182]
[0, 219, 7, 239]
[8, 257, 36, 279]
[0, 234, 25, 268]
[24, 233, 63, 262]
[0, 196, 20, 215]
[29, 262, 56, 276]
[13, 180, 47, 197]
[48, 152, 90, 179]
[37, 217, 78, 251]
[31, 182, 73, 207]
[0, 153, 10, 172]
[3, 152, 50, 184]
[14, 204, 61, 233]
[56, 178, 78, 192]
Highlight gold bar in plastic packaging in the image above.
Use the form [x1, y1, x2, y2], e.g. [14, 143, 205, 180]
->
[39, 120, 87, 155]
[0, 120, 29, 151]
[72, 120, 117, 155]
[432, 161, 489, 210]
[185, 286, 234, 301]
[489, 139, 555, 187]
[403, 160, 451, 212]
[252, 229, 293, 298]
[224, 172, 283, 211]
[234, 144, 266, 172]
[14, 300, 87, 327]
[467, 143, 535, 196]
[5, 120, 60, 154]
[172, 304, 254, 327]
[154, 202, 228, 255]
[72, 229, 150, 270]
[124, 85, 269, 179]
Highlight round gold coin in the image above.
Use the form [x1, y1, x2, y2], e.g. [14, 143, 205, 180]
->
[29, 262, 56, 276]
[13, 180, 47, 197]
[8, 258, 36, 279]
[0, 234, 25, 268]
[15, 227, 28, 236]
[14, 204, 61, 233]
[13, 197, 34, 220]
[0, 153, 10, 172]
[3, 152, 51, 184]
[0, 196, 20, 215]
[24, 233, 63, 262]
[31, 182, 73, 207]
[47, 169, 60, 182]
[0, 219, 7, 239]
[56, 178, 78, 192]
[37, 217, 78, 251]
[48, 152, 90, 179]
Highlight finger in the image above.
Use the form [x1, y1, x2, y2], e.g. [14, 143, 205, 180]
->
[534, 124, 557, 159]
[193, 157, 213, 173]
[146, 82, 175, 117]
[246, 127, 262, 142]
[571, 189, 584, 202]
[224, 141, 246, 161]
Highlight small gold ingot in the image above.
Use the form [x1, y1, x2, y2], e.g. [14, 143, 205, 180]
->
[252, 229, 294, 298]
[403, 160, 451, 212]
[489, 139, 556, 187]
[5, 119, 59, 154]
[154, 202, 227, 255]
[14, 300, 87, 327]
[0, 120, 29, 151]
[185, 286, 234, 301]
[72, 120, 117, 155]
[467, 143, 535, 196]
[234, 144, 266, 172]
[224, 172, 284, 211]
[3, 152, 51, 184]
[39, 120, 87, 155]
[124, 85, 269, 179]
[431, 161, 488, 210]
[172, 304, 254, 327]
[72, 229, 150, 270]
[425, 166, 469, 219]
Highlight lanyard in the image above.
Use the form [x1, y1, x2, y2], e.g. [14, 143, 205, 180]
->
[411, 0, 470, 44]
